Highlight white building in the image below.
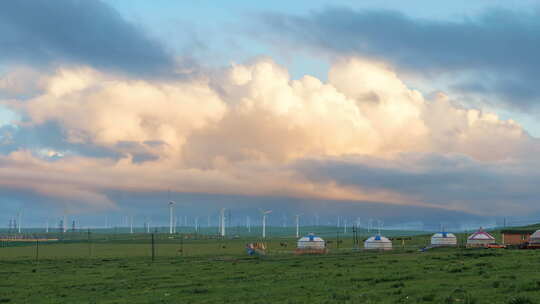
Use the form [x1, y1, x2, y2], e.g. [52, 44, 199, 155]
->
[364, 235, 392, 250]
[467, 228, 495, 247]
[297, 233, 326, 250]
[431, 232, 457, 247]
[529, 230, 540, 244]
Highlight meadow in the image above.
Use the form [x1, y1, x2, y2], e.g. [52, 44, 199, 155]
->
[0, 230, 539, 303]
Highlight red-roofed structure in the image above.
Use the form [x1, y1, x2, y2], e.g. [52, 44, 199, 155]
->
[466, 227, 496, 247]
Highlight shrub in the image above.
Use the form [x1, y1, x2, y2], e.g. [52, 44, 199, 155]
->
[507, 296, 535, 304]
[421, 294, 436, 302]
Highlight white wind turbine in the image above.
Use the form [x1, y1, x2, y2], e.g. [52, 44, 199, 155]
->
[220, 208, 226, 237]
[295, 214, 302, 238]
[168, 201, 175, 234]
[260, 209, 272, 239]
[63, 215, 67, 233]
[145, 216, 151, 233]
[17, 212, 22, 234]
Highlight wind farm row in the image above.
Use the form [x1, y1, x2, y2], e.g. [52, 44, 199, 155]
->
[5, 202, 412, 239]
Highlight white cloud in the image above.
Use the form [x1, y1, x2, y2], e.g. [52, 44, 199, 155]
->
[1, 57, 537, 215]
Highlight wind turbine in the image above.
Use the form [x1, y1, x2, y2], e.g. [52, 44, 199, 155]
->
[295, 214, 302, 238]
[246, 216, 251, 233]
[63, 215, 67, 233]
[145, 216, 151, 233]
[168, 201, 175, 234]
[260, 209, 272, 239]
[17, 212, 22, 234]
[220, 208, 226, 237]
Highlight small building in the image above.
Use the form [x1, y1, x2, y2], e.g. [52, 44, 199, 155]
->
[431, 232, 457, 247]
[500, 229, 533, 246]
[529, 230, 540, 245]
[295, 233, 326, 254]
[364, 235, 392, 250]
[467, 228, 496, 247]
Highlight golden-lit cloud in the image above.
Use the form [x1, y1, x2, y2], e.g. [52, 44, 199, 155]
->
[0, 57, 536, 214]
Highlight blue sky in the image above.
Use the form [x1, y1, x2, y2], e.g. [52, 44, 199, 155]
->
[105, 0, 540, 134]
[2, 0, 540, 229]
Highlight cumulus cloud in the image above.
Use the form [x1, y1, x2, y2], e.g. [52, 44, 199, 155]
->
[1, 57, 538, 216]
[260, 7, 540, 110]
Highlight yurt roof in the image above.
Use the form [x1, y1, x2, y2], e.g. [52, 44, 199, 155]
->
[298, 234, 324, 242]
[468, 229, 495, 240]
[366, 235, 391, 242]
[531, 230, 540, 238]
[432, 232, 456, 238]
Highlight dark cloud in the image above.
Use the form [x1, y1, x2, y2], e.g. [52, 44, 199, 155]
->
[0, 0, 179, 76]
[262, 7, 540, 109]
[0, 189, 491, 231]
[294, 153, 540, 215]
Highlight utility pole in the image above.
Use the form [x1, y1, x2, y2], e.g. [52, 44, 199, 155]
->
[151, 233, 155, 261]
[35, 239, 39, 263]
[87, 229, 92, 258]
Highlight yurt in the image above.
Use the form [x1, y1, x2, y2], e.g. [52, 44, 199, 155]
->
[364, 235, 392, 250]
[529, 230, 540, 245]
[295, 233, 326, 254]
[467, 228, 496, 247]
[431, 232, 457, 247]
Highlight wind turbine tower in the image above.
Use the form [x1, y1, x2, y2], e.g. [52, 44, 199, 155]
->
[260, 209, 272, 239]
[220, 208, 226, 237]
[169, 201, 175, 234]
[295, 214, 302, 238]
[63, 215, 67, 233]
[17, 212, 21, 234]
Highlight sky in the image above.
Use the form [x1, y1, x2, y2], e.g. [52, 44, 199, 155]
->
[2, 0, 540, 230]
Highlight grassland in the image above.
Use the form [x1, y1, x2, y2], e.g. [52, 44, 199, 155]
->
[1, 231, 539, 303]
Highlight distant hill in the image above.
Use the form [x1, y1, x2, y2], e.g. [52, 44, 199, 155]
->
[498, 223, 540, 233]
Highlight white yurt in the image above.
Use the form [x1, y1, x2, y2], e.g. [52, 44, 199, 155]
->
[297, 233, 326, 250]
[467, 228, 495, 247]
[364, 235, 392, 250]
[529, 230, 540, 244]
[431, 232, 457, 247]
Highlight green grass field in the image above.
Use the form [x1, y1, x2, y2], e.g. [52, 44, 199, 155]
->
[1, 231, 539, 303]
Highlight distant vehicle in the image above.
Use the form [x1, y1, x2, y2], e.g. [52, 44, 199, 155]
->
[486, 244, 506, 249]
